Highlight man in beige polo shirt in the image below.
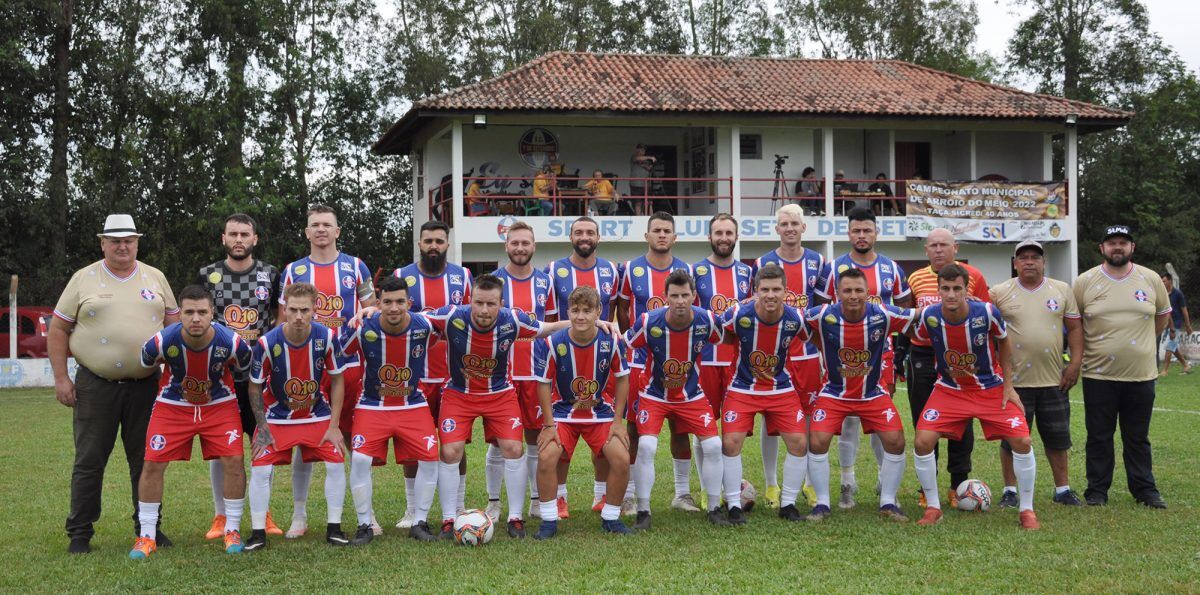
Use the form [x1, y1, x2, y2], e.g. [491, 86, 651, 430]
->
[49, 214, 180, 553]
[1073, 225, 1172, 509]
[990, 240, 1084, 508]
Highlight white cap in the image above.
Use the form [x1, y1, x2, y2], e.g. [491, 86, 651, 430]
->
[97, 214, 143, 238]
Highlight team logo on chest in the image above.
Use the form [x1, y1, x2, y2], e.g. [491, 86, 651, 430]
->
[1133, 289, 1148, 302]
[140, 289, 156, 301]
[254, 286, 270, 301]
[1045, 298, 1060, 311]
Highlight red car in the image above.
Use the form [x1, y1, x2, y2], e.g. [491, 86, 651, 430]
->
[0, 307, 53, 358]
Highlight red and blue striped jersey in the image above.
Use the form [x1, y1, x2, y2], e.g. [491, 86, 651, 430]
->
[535, 329, 629, 422]
[627, 307, 722, 403]
[720, 301, 809, 395]
[340, 313, 434, 410]
[912, 301, 1007, 391]
[694, 258, 754, 366]
[825, 253, 911, 305]
[491, 267, 555, 380]
[251, 323, 350, 424]
[754, 248, 831, 360]
[619, 255, 691, 368]
[393, 263, 473, 383]
[426, 305, 541, 395]
[805, 303, 915, 400]
[141, 323, 252, 406]
[546, 257, 620, 321]
[279, 253, 372, 329]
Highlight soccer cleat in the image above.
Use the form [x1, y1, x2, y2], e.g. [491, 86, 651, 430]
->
[351, 523, 374, 546]
[68, 538, 91, 555]
[507, 518, 526, 539]
[839, 484, 858, 509]
[878, 504, 909, 522]
[1018, 510, 1041, 530]
[533, 520, 558, 540]
[601, 518, 633, 534]
[557, 495, 570, 519]
[264, 511, 283, 535]
[918, 489, 928, 509]
[591, 495, 605, 512]
[128, 537, 156, 560]
[998, 490, 1019, 509]
[1053, 490, 1083, 506]
[707, 509, 733, 527]
[325, 523, 349, 546]
[806, 504, 831, 522]
[620, 497, 638, 517]
[764, 485, 781, 508]
[285, 515, 307, 539]
[633, 511, 652, 531]
[409, 520, 438, 542]
[727, 506, 748, 526]
[778, 504, 803, 522]
[243, 529, 268, 551]
[916, 507, 943, 526]
[395, 510, 416, 529]
[485, 500, 502, 523]
[206, 515, 227, 540]
[671, 494, 701, 513]
[223, 530, 244, 554]
[802, 483, 818, 507]
[370, 520, 383, 536]
[439, 519, 455, 540]
[946, 488, 959, 509]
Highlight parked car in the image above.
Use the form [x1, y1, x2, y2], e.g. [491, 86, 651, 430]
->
[0, 307, 53, 358]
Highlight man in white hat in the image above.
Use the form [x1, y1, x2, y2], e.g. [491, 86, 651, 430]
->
[49, 214, 180, 554]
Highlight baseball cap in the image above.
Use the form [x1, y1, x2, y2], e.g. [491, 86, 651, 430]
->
[97, 214, 143, 238]
[1013, 239, 1043, 256]
[1102, 225, 1133, 242]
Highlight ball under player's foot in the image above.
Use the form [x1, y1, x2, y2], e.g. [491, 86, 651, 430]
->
[486, 500, 502, 523]
[671, 494, 701, 512]
[557, 496, 571, 519]
[533, 520, 558, 540]
[439, 519, 455, 540]
[806, 504, 831, 522]
[998, 489, 1018, 509]
[633, 511, 652, 531]
[264, 511, 283, 535]
[223, 530, 244, 554]
[409, 521, 438, 542]
[206, 515, 227, 540]
[128, 537, 156, 560]
[764, 485, 781, 508]
[592, 495, 605, 512]
[351, 524, 374, 546]
[726, 506, 748, 526]
[395, 510, 416, 529]
[707, 508, 733, 527]
[325, 523, 349, 546]
[778, 504, 803, 522]
[243, 529, 268, 551]
[839, 484, 857, 509]
[507, 518, 526, 539]
[285, 514, 307, 539]
[878, 504, 909, 522]
[1018, 510, 1041, 531]
[802, 484, 818, 507]
[620, 497, 638, 517]
[916, 507, 943, 526]
[601, 519, 633, 535]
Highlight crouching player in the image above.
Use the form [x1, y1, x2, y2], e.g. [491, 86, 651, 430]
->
[718, 264, 812, 525]
[341, 276, 440, 545]
[911, 264, 1039, 530]
[804, 268, 915, 522]
[533, 286, 634, 539]
[130, 285, 253, 559]
[245, 282, 352, 551]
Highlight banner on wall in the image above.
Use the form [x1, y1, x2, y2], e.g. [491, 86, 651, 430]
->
[459, 215, 910, 243]
[905, 181, 1069, 242]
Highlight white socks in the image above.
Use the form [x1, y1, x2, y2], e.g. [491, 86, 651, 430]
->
[527, 446, 540, 500]
[761, 424, 780, 488]
[722, 454, 744, 509]
[807, 452, 831, 507]
[672, 458, 691, 498]
[634, 435, 658, 511]
[292, 451, 313, 521]
[485, 444, 504, 500]
[137, 501, 160, 538]
[413, 461, 438, 523]
[504, 457, 528, 520]
[870, 433, 886, 468]
[324, 461, 346, 524]
[879, 451, 906, 507]
[350, 451, 375, 526]
[210, 459, 225, 516]
[914, 451, 941, 509]
[404, 476, 416, 516]
[600, 503, 620, 521]
[249, 465, 273, 530]
[457, 473, 467, 513]
[1013, 450, 1037, 511]
[438, 462, 460, 521]
[539, 499, 558, 522]
[594, 481, 607, 501]
[697, 437, 723, 511]
[223, 498, 243, 533]
[781, 453, 808, 508]
[839, 417, 861, 483]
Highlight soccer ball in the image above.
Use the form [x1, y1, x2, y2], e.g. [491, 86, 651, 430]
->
[740, 479, 757, 512]
[453, 509, 494, 546]
[955, 479, 992, 512]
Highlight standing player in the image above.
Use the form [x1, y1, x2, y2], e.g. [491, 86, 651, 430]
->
[717, 265, 811, 525]
[278, 204, 374, 537]
[485, 222, 556, 522]
[823, 207, 911, 508]
[392, 220, 472, 527]
[694, 213, 754, 420]
[755, 204, 832, 507]
[245, 282, 353, 551]
[628, 270, 727, 529]
[910, 264, 1039, 529]
[617, 212, 699, 514]
[197, 213, 283, 538]
[804, 268, 915, 523]
[546, 217, 621, 513]
[341, 276, 440, 544]
[128, 286, 253, 559]
[533, 286, 634, 538]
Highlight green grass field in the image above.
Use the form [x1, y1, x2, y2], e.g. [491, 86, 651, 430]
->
[3, 375, 1198, 592]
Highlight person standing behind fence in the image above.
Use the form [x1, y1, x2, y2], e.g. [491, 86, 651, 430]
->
[50, 214, 180, 554]
[1159, 272, 1193, 376]
[629, 144, 656, 215]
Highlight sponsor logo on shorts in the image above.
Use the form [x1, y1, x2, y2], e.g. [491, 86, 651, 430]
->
[149, 434, 167, 451]
[352, 434, 366, 449]
[922, 409, 940, 421]
[812, 409, 826, 422]
[883, 408, 896, 422]
[226, 430, 240, 444]
[441, 418, 456, 433]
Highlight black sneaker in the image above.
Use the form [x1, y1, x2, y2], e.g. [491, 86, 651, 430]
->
[726, 506, 747, 526]
[806, 504, 831, 522]
[409, 521, 438, 542]
[507, 519, 526, 539]
[351, 523, 373, 546]
[600, 519, 633, 535]
[632, 511, 652, 531]
[1136, 492, 1167, 509]
[533, 520, 557, 540]
[778, 504, 803, 522]
[1052, 489, 1083, 506]
[707, 508, 732, 527]
[243, 529, 267, 552]
[67, 537, 91, 554]
[326, 523, 349, 546]
[1084, 492, 1108, 506]
[439, 519, 455, 540]
[998, 490, 1018, 509]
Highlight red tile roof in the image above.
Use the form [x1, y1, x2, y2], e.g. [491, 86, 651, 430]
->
[375, 52, 1130, 154]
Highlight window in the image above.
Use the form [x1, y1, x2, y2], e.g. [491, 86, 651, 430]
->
[740, 134, 762, 160]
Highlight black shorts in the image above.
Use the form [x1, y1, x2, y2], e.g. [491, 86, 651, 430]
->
[1001, 386, 1072, 451]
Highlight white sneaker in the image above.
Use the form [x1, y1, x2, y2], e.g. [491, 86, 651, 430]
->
[394, 510, 416, 529]
[285, 515, 307, 539]
[839, 484, 858, 509]
[487, 500, 503, 523]
[620, 497, 638, 517]
[671, 494, 701, 512]
[370, 520, 383, 536]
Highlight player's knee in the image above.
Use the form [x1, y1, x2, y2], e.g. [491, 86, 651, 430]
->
[913, 433, 937, 455]
[721, 433, 745, 456]
[637, 435, 658, 460]
[538, 446, 561, 467]
[1009, 436, 1033, 454]
[699, 436, 721, 459]
[880, 432, 905, 454]
[807, 433, 830, 455]
[498, 440, 524, 459]
[439, 442, 464, 464]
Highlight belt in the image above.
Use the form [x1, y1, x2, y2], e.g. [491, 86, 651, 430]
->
[80, 365, 153, 384]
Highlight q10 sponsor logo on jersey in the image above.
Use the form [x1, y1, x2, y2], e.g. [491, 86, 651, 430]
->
[708, 294, 738, 315]
[180, 376, 214, 404]
[944, 350, 979, 378]
[662, 359, 693, 390]
[571, 376, 601, 410]
[749, 350, 780, 377]
[223, 304, 260, 330]
[377, 364, 413, 399]
[462, 354, 498, 380]
[838, 348, 872, 378]
[315, 293, 345, 319]
[284, 377, 319, 410]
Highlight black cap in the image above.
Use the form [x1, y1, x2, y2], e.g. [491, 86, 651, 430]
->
[1102, 225, 1133, 242]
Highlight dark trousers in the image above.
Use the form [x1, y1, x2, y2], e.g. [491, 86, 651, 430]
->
[234, 379, 256, 437]
[1083, 378, 1159, 499]
[907, 347, 975, 487]
[65, 366, 158, 541]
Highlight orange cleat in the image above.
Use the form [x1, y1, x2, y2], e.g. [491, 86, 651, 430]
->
[223, 530, 244, 553]
[918, 491, 927, 509]
[916, 507, 943, 526]
[946, 489, 959, 509]
[557, 496, 570, 519]
[591, 496, 605, 513]
[205, 515, 227, 540]
[265, 511, 283, 536]
[1018, 510, 1041, 530]
[128, 536, 157, 560]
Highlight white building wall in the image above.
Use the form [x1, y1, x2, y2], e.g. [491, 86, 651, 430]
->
[976, 131, 1045, 181]
[738, 127, 816, 216]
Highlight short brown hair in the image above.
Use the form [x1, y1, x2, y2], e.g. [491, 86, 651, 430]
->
[284, 282, 319, 302]
[306, 204, 337, 221]
[570, 216, 598, 234]
[664, 268, 694, 293]
[505, 221, 534, 240]
[224, 213, 259, 234]
[937, 263, 968, 284]
[709, 213, 738, 234]
[567, 286, 600, 311]
[754, 262, 786, 290]
[473, 273, 504, 294]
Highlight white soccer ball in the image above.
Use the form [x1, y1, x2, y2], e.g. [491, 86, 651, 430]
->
[740, 479, 757, 511]
[955, 479, 992, 512]
[453, 509, 494, 546]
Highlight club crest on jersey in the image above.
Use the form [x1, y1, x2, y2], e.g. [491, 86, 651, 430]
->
[499, 339, 512, 352]
[255, 286, 270, 300]
[208, 271, 222, 284]
[166, 345, 180, 358]
[441, 418, 456, 433]
[739, 280, 749, 294]
[556, 267, 568, 278]
[871, 329, 883, 342]
[411, 345, 424, 358]
[812, 409, 826, 422]
[883, 277, 894, 291]
[213, 347, 229, 360]
[1133, 289, 1147, 302]
[633, 267, 645, 277]
[140, 289, 156, 301]
[295, 264, 308, 275]
[365, 330, 378, 342]
[974, 333, 986, 346]
[723, 410, 737, 423]
[149, 434, 166, 451]
[451, 290, 464, 304]
[1046, 298, 1060, 311]
[341, 275, 355, 290]
[650, 326, 664, 337]
[922, 409, 940, 421]
[602, 282, 613, 294]
[352, 434, 366, 449]
[452, 318, 467, 330]
[696, 265, 709, 275]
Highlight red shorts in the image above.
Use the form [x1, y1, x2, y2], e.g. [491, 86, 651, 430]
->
[916, 385, 1031, 441]
[810, 395, 904, 435]
[635, 397, 718, 438]
[786, 358, 824, 415]
[627, 367, 648, 420]
[351, 406, 438, 463]
[420, 380, 446, 417]
[438, 388, 524, 444]
[514, 380, 543, 430]
[720, 390, 806, 435]
[698, 364, 736, 416]
[252, 420, 344, 466]
[556, 421, 613, 460]
[145, 400, 243, 462]
[320, 366, 363, 436]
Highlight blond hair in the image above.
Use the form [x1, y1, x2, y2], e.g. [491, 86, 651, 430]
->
[776, 203, 807, 227]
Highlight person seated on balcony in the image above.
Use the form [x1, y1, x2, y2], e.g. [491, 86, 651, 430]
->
[867, 172, 893, 196]
[833, 170, 857, 195]
[531, 166, 557, 215]
[866, 172, 898, 216]
[466, 177, 493, 217]
[795, 166, 820, 196]
[584, 169, 619, 216]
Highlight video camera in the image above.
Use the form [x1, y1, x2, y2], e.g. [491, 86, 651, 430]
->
[774, 154, 789, 168]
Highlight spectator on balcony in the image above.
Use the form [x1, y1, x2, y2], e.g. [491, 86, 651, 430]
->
[629, 144, 657, 215]
[584, 169, 619, 216]
[531, 166, 556, 215]
[833, 170, 857, 196]
[795, 166, 820, 196]
[867, 172, 898, 216]
[466, 177, 492, 217]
